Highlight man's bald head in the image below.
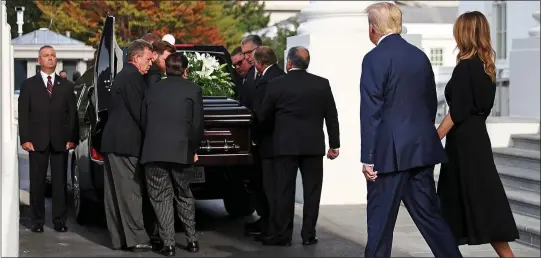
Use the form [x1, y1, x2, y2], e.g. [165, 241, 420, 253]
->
[286, 46, 310, 71]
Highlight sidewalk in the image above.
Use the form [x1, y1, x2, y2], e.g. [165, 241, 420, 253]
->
[295, 195, 540, 257]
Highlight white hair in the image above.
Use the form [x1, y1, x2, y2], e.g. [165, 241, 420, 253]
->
[366, 2, 403, 35]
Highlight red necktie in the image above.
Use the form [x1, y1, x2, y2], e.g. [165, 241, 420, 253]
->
[46, 76, 53, 96]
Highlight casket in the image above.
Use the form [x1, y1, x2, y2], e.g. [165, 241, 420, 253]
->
[199, 97, 254, 166]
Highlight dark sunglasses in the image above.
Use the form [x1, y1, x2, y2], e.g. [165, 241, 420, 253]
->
[233, 57, 246, 68]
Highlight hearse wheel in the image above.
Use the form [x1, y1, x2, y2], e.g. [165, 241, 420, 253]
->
[223, 184, 254, 218]
[71, 155, 92, 224]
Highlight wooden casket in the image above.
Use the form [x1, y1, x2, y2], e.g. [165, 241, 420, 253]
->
[197, 97, 254, 166]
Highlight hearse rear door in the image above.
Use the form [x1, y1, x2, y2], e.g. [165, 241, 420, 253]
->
[93, 15, 124, 122]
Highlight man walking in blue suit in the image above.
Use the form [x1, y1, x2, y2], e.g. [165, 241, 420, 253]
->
[360, 3, 462, 258]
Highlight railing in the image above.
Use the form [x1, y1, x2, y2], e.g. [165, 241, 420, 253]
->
[435, 77, 510, 123]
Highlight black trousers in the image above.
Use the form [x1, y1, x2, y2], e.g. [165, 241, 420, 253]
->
[145, 162, 197, 246]
[248, 147, 269, 222]
[261, 158, 276, 236]
[103, 154, 149, 249]
[272, 155, 323, 241]
[29, 144, 68, 225]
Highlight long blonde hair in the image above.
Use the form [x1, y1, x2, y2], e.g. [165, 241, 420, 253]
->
[453, 11, 496, 82]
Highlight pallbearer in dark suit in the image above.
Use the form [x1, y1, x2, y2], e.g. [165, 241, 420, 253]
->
[239, 34, 262, 110]
[101, 40, 154, 251]
[257, 46, 340, 246]
[145, 40, 175, 89]
[360, 3, 461, 258]
[141, 52, 203, 256]
[18, 45, 78, 233]
[141, 39, 176, 245]
[251, 46, 285, 240]
[239, 34, 267, 235]
[231, 46, 252, 96]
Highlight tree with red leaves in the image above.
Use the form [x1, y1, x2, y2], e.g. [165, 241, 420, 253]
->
[36, 0, 227, 47]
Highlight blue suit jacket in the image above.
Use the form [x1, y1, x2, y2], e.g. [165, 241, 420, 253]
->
[360, 34, 447, 174]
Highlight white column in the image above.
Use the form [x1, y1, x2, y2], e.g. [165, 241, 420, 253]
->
[528, 10, 540, 37]
[400, 24, 424, 50]
[288, 1, 380, 205]
[76, 59, 87, 75]
[1, 0, 20, 256]
[55, 59, 63, 74]
[509, 10, 540, 119]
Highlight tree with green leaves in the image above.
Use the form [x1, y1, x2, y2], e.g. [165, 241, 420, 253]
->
[5, 0, 48, 39]
[222, 0, 270, 51]
[262, 17, 300, 68]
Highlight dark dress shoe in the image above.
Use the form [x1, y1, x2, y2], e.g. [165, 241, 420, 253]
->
[186, 241, 199, 253]
[262, 237, 292, 247]
[31, 224, 44, 233]
[158, 245, 175, 256]
[129, 242, 153, 252]
[150, 239, 163, 251]
[244, 220, 263, 236]
[302, 237, 318, 246]
[53, 223, 68, 232]
[254, 234, 273, 242]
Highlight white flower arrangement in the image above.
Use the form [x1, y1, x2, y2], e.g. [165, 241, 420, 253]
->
[183, 52, 235, 97]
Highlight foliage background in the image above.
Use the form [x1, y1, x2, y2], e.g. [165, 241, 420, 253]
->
[6, 0, 298, 66]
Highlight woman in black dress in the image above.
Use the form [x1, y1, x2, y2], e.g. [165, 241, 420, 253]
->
[436, 11, 519, 258]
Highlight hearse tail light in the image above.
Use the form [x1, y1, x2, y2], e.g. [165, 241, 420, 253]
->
[90, 147, 104, 161]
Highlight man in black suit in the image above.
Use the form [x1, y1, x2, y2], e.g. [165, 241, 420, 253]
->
[257, 46, 340, 246]
[239, 34, 275, 236]
[141, 39, 176, 246]
[141, 52, 203, 256]
[100, 39, 155, 251]
[18, 45, 78, 233]
[239, 34, 262, 110]
[250, 46, 285, 240]
[231, 46, 251, 95]
[145, 40, 175, 89]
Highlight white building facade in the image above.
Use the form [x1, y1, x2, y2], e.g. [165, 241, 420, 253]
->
[259, 1, 459, 84]
[458, 1, 540, 72]
[458, 0, 540, 119]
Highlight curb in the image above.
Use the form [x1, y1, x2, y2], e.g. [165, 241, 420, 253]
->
[293, 203, 413, 257]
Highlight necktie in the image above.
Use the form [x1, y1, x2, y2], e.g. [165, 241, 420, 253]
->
[46, 76, 53, 96]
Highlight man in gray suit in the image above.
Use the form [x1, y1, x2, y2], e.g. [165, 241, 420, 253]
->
[140, 52, 204, 256]
[100, 39, 154, 252]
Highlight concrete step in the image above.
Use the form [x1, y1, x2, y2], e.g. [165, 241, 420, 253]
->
[514, 212, 541, 249]
[493, 147, 540, 171]
[512, 134, 541, 152]
[498, 164, 541, 193]
[435, 172, 540, 219]
[505, 188, 540, 218]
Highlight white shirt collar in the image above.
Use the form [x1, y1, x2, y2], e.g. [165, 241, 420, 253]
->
[255, 64, 275, 79]
[262, 64, 274, 76]
[288, 68, 303, 73]
[40, 71, 55, 87]
[377, 33, 392, 45]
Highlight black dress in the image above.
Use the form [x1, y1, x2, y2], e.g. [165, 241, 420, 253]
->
[437, 56, 519, 245]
